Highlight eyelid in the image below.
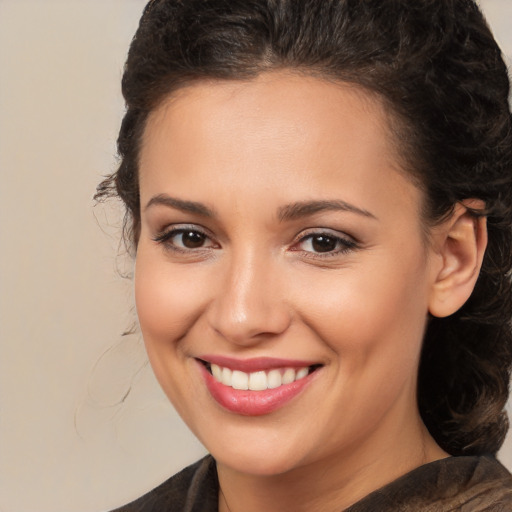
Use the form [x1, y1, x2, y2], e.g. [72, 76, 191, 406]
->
[152, 223, 219, 250]
[290, 228, 359, 256]
[152, 224, 359, 258]
[292, 227, 357, 244]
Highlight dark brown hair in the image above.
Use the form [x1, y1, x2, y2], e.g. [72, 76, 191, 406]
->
[97, 0, 512, 456]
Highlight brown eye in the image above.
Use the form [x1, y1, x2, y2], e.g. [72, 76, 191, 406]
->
[181, 231, 206, 248]
[293, 230, 357, 257]
[153, 227, 216, 251]
[310, 235, 337, 253]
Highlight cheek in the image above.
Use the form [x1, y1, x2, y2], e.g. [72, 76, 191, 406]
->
[134, 248, 210, 416]
[297, 250, 430, 366]
[134, 248, 210, 346]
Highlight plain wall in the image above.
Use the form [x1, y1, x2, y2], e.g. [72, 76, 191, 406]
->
[0, 1, 511, 511]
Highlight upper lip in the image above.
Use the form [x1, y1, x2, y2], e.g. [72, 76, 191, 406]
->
[197, 355, 322, 373]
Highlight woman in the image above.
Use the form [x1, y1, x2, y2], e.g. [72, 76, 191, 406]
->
[98, 0, 512, 510]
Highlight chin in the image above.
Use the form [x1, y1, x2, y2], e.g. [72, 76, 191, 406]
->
[200, 426, 311, 477]
[213, 447, 303, 477]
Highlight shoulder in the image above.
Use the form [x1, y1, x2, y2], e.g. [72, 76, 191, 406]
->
[346, 455, 512, 512]
[110, 455, 218, 512]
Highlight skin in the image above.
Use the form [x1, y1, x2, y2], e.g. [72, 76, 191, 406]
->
[135, 72, 485, 511]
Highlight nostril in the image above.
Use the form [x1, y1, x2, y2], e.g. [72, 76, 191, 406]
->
[205, 270, 292, 345]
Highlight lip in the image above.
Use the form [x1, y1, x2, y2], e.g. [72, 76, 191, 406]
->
[196, 357, 321, 416]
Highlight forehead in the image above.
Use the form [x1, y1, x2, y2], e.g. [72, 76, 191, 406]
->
[142, 72, 394, 160]
[139, 71, 421, 223]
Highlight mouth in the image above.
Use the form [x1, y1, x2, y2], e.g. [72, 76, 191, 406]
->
[196, 357, 323, 416]
[199, 359, 322, 391]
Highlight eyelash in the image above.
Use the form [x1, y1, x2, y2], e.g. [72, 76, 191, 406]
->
[152, 225, 359, 258]
[153, 225, 215, 254]
[291, 230, 358, 258]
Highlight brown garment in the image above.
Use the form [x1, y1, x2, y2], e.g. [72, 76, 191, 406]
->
[112, 455, 512, 511]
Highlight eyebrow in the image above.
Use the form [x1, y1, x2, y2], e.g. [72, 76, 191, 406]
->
[278, 200, 377, 222]
[144, 194, 376, 222]
[145, 194, 215, 217]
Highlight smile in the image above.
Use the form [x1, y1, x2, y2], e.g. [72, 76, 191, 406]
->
[197, 357, 322, 416]
[208, 364, 313, 391]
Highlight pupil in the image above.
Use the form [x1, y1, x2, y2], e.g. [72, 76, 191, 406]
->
[312, 235, 336, 253]
[183, 231, 205, 248]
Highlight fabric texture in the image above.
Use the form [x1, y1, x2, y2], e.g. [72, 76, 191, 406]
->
[112, 455, 512, 511]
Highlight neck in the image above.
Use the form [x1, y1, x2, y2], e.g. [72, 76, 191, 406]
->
[216, 417, 448, 512]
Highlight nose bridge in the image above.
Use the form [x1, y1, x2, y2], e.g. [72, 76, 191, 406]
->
[208, 244, 290, 344]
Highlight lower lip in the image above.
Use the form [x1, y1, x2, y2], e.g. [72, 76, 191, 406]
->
[198, 362, 317, 416]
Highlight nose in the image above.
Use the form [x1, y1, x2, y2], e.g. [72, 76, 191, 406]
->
[206, 250, 292, 346]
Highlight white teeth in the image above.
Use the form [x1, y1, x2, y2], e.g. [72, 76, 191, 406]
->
[296, 367, 309, 380]
[211, 364, 222, 381]
[267, 369, 282, 389]
[282, 368, 296, 385]
[231, 370, 249, 390]
[208, 364, 313, 390]
[249, 371, 267, 391]
[221, 367, 232, 386]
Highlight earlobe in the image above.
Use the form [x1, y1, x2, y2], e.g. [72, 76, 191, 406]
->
[428, 200, 487, 318]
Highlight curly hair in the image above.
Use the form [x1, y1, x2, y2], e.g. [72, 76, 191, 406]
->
[96, 0, 512, 456]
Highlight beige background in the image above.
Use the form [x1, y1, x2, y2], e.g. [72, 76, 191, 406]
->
[1, 1, 511, 511]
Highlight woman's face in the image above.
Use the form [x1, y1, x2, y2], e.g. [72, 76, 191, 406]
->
[136, 73, 440, 476]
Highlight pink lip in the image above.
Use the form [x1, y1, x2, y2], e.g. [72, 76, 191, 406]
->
[196, 358, 320, 416]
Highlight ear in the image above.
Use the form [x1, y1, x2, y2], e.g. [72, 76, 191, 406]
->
[428, 200, 487, 318]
